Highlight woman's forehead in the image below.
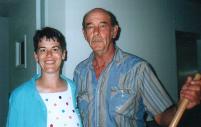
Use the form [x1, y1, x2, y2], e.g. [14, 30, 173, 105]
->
[38, 37, 60, 47]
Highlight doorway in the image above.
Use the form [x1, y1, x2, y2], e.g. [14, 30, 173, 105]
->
[176, 31, 200, 91]
[175, 31, 201, 127]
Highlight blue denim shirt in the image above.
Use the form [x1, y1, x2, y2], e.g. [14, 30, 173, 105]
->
[6, 74, 82, 127]
[73, 47, 172, 127]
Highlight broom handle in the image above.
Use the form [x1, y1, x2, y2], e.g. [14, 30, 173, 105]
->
[169, 73, 201, 127]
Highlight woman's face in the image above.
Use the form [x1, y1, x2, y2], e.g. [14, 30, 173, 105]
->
[34, 37, 66, 74]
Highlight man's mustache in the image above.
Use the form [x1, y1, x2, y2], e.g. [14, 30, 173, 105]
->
[91, 36, 103, 42]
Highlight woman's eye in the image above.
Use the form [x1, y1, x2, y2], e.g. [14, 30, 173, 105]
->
[39, 48, 46, 53]
[53, 48, 58, 52]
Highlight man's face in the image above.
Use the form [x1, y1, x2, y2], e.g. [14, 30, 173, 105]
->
[34, 37, 66, 74]
[83, 9, 118, 55]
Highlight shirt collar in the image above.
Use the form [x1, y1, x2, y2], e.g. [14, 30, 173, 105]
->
[88, 46, 124, 66]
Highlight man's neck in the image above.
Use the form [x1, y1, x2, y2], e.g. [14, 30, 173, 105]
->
[93, 46, 115, 79]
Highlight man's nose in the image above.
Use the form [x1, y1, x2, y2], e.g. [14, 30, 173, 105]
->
[93, 26, 100, 35]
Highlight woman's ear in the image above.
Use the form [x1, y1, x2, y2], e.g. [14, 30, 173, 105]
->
[62, 50, 67, 61]
[34, 52, 38, 62]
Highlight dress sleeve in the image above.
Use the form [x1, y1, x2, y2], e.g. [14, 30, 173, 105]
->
[6, 92, 22, 127]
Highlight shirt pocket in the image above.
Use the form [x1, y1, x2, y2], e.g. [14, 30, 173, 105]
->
[109, 87, 135, 116]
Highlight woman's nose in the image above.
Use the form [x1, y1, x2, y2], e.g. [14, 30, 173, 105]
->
[46, 49, 53, 56]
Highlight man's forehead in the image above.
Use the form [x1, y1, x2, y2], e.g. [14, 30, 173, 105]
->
[87, 9, 109, 17]
[85, 10, 111, 23]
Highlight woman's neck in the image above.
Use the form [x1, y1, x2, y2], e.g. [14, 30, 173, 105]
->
[36, 73, 67, 93]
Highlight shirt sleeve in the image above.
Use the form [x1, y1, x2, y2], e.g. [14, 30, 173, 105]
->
[136, 62, 173, 117]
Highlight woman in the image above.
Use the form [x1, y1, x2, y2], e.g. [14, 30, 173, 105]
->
[6, 27, 82, 127]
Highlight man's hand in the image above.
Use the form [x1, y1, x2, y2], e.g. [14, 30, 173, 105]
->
[180, 74, 201, 109]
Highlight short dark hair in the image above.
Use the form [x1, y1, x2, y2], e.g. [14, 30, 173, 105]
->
[82, 8, 119, 30]
[33, 27, 66, 52]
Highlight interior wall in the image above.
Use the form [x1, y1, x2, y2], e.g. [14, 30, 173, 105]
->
[175, 0, 201, 33]
[197, 40, 201, 72]
[65, 0, 178, 101]
[8, 0, 36, 91]
[0, 1, 40, 126]
[174, 0, 201, 92]
[44, 0, 201, 102]
[0, 17, 9, 127]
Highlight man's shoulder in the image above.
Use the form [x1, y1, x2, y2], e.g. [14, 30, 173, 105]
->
[118, 48, 145, 64]
[116, 48, 153, 72]
[75, 56, 91, 70]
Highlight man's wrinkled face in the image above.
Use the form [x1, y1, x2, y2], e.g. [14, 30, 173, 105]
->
[83, 9, 118, 55]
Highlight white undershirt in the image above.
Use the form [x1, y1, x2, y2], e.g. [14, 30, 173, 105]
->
[40, 87, 81, 127]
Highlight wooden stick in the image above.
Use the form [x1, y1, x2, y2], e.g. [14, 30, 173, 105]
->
[169, 73, 201, 127]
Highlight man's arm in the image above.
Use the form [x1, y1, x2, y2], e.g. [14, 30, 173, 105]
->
[155, 76, 201, 126]
[154, 104, 176, 126]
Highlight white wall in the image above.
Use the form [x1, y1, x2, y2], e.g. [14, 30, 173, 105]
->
[45, 0, 177, 100]
[0, 17, 9, 127]
[44, 0, 201, 101]
[41, 0, 175, 87]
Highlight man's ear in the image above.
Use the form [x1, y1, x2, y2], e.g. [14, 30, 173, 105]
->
[82, 29, 88, 40]
[112, 25, 119, 39]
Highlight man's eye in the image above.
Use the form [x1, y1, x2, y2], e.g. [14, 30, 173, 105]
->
[100, 24, 106, 28]
[86, 25, 94, 30]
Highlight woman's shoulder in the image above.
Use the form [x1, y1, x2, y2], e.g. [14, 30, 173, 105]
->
[10, 78, 36, 100]
[61, 75, 76, 91]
